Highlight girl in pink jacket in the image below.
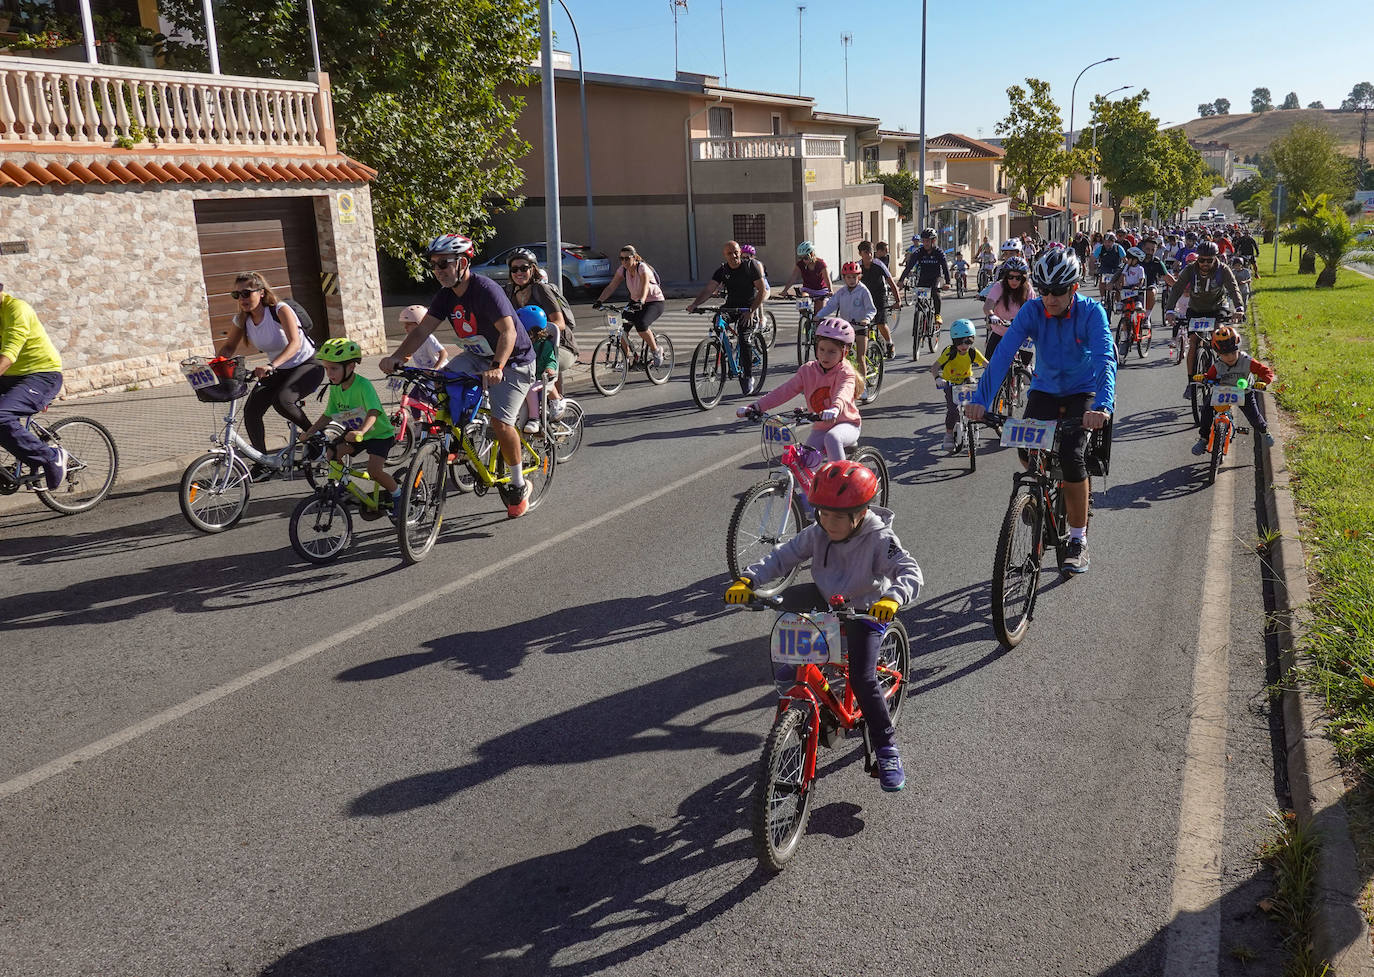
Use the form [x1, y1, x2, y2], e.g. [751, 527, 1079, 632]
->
[737, 317, 863, 461]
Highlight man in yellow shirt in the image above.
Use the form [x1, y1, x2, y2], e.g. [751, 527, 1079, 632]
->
[0, 284, 66, 488]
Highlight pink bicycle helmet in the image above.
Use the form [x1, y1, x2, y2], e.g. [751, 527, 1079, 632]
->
[814, 317, 855, 345]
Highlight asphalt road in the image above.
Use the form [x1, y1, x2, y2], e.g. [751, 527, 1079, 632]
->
[0, 290, 1287, 976]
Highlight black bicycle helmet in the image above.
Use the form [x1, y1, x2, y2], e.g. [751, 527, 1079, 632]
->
[1031, 248, 1081, 291]
[1195, 241, 1220, 258]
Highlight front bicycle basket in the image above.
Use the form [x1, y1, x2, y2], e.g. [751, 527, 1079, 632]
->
[182, 356, 248, 404]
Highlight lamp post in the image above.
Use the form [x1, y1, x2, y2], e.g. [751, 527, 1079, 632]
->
[1064, 56, 1117, 238]
[916, 0, 928, 231]
[841, 33, 852, 114]
[1087, 84, 1132, 236]
[539, 0, 562, 291]
[555, 0, 596, 249]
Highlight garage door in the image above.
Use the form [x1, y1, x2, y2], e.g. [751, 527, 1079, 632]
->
[194, 197, 328, 350]
[812, 206, 840, 283]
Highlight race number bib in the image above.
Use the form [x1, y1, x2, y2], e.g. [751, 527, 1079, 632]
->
[1212, 385, 1246, 406]
[915, 287, 931, 300]
[796, 299, 811, 312]
[606, 312, 621, 330]
[1121, 289, 1140, 300]
[334, 407, 368, 431]
[953, 385, 978, 406]
[1000, 417, 1057, 448]
[770, 613, 843, 667]
[1020, 338, 1036, 352]
[181, 361, 218, 390]
[761, 416, 796, 446]
[1189, 317, 1216, 333]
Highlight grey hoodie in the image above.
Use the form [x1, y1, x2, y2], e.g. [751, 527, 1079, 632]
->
[745, 506, 923, 609]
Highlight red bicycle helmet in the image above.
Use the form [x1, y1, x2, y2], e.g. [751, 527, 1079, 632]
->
[807, 460, 878, 511]
[840, 261, 861, 276]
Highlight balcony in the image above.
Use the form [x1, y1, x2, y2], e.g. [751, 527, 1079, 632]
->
[0, 55, 336, 153]
[690, 132, 847, 162]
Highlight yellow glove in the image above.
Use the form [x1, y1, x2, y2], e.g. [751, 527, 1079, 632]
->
[870, 597, 900, 623]
[724, 578, 754, 605]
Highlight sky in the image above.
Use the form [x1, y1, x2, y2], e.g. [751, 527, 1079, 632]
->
[551, 0, 1369, 136]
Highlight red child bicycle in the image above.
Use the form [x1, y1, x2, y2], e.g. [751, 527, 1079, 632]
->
[1114, 288, 1152, 364]
[384, 373, 441, 466]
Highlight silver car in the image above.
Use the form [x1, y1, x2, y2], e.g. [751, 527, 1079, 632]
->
[470, 242, 612, 297]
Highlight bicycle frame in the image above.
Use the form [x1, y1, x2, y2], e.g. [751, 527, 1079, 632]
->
[0, 414, 55, 490]
[321, 457, 386, 510]
[709, 312, 744, 377]
[205, 386, 308, 480]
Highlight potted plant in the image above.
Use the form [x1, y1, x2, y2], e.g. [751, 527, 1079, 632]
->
[94, 11, 159, 68]
[9, 1, 82, 61]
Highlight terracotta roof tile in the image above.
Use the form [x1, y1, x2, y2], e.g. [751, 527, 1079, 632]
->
[210, 163, 238, 182]
[282, 162, 312, 181]
[162, 161, 197, 181]
[2, 160, 40, 186]
[104, 161, 138, 183]
[23, 161, 62, 185]
[87, 161, 123, 184]
[226, 162, 254, 181]
[65, 161, 106, 184]
[142, 161, 177, 183]
[0, 169, 21, 189]
[0, 154, 377, 190]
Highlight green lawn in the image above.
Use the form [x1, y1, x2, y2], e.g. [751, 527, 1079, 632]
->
[1252, 248, 1374, 771]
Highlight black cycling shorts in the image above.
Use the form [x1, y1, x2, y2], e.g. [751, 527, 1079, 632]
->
[1020, 390, 1095, 483]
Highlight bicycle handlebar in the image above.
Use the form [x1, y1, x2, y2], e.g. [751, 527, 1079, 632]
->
[742, 406, 820, 424]
[736, 593, 885, 624]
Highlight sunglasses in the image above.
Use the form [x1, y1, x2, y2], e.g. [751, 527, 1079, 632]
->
[509, 264, 532, 273]
[1006, 274, 1025, 281]
[230, 289, 261, 299]
[620, 255, 635, 263]
[430, 258, 459, 270]
[1043, 285, 1074, 297]
[955, 339, 974, 346]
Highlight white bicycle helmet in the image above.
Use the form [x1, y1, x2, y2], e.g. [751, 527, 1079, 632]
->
[426, 234, 474, 258]
[796, 240, 816, 258]
[1031, 248, 1082, 291]
[1000, 238, 1023, 254]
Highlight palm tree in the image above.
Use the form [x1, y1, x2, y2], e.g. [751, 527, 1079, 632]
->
[1279, 193, 1374, 287]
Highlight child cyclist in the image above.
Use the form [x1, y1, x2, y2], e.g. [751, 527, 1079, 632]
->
[930, 319, 988, 451]
[725, 460, 923, 792]
[951, 251, 970, 293]
[736, 317, 864, 461]
[1191, 324, 1275, 454]
[517, 305, 567, 434]
[299, 338, 401, 512]
[816, 261, 877, 391]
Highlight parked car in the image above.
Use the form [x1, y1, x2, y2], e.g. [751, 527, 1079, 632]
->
[469, 242, 612, 297]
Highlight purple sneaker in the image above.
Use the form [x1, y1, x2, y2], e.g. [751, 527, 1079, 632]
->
[875, 746, 905, 792]
[43, 448, 68, 490]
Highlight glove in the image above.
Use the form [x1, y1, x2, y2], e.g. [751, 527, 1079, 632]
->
[935, 378, 948, 390]
[724, 578, 754, 605]
[736, 405, 754, 418]
[870, 597, 900, 623]
[592, 301, 603, 310]
[819, 407, 839, 421]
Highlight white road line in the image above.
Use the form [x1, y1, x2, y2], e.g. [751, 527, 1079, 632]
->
[1, 374, 918, 802]
[1163, 457, 1235, 975]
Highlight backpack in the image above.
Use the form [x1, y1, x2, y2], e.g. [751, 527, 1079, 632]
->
[267, 299, 316, 344]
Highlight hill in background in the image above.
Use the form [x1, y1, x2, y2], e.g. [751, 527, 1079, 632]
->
[1179, 109, 1365, 158]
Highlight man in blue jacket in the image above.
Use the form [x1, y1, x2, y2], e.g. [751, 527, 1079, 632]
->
[964, 248, 1116, 573]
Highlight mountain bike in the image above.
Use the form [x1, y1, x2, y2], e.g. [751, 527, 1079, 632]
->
[1194, 376, 1266, 485]
[1113, 289, 1152, 365]
[1184, 314, 1223, 424]
[851, 322, 885, 404]
[534, 376, 585, 463]
[688, 306, 768, 410]
[0, 409, 118, 515]
[1098, 274, 1117, 319]
[752, 306, 778, 350]
[589, 303, 675, 396]
[780, 294, 817, 366]
[731, 593, 909, 871]
[177, 356, 327, 533]
[988, 325, 1034, 419]
[910, 287, 937, 360]
[977, 265, 994, 292]
[288, 453, 396, 564]
[726, 408, 890, 595]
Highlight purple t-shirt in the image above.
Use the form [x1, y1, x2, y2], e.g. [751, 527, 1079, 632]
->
[426, 273, 533, 367]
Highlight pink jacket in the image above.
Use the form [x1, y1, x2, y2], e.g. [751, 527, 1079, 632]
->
[754, 359, 861, 430]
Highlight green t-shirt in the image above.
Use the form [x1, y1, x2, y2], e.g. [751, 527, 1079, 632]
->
[324, 374, 394, 440]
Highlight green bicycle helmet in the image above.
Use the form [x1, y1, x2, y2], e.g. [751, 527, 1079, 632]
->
[317, 337, 362, 363]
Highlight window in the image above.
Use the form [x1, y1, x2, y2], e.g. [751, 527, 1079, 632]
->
[932, 160, 944, 180]
[897, 146, 906, 172]
[708, 106, 733, 138]
[845, 211, 863, 244]
[771, 113, 782, 136]
[733, 214, 766, 248]
[862, 145, 879, 178]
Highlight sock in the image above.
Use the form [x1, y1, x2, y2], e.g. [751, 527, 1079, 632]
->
[509, 465, 526, 489]
[1069, 526, 1087, 542]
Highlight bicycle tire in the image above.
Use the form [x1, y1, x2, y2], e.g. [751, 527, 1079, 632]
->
[752, 704, 815, 872]
[1138, 323, 1152, 358]
[1116, 321, 1132, 365]
[877, 620, 911, 727]
[850, 446, 890, 509]
[726, 480, 804, 596]
[991, 491, 1041, 648]
[591, 338, 627, 396]
[549, 399, 585, 462]
[796, 314, 814, 366]
[289, 493, 353, 564]
[1189, 380, 1203, 425]
[1050, 483, 1070, 569]
[179, 452, 251, 533]
[34, 416, 119, 515]
[758, 309, 778, 350]
[645, 335, 674, 385]
[967, 419, 977, 472]
[744, 334, 769, 397]
[924, 313, 937, 354]
[397, 440, 447, 564]
[690, 338, 726, 410]
[861, 342, 884, 403]
[385, 414, 417, 467]
[520, 433, 557, 511]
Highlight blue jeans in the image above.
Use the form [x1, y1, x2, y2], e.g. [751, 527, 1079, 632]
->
[0, 371, 63, 470]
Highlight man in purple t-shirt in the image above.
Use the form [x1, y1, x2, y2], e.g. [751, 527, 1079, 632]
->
[381, 233, 537, 518]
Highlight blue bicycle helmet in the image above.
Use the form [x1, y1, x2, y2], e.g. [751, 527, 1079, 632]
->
[949, 319, 977, 342]
[516, 304, 548, 334]
[796, 240, 816, 258]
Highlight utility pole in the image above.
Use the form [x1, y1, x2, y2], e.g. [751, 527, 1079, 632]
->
[796, 6, 805, 95]
[671, 0, 688, 77]
[719, 0, 728, 86]
[841, 33, 852, 114]
[539, 0, 562, 291]
[917, 0, 927, 231]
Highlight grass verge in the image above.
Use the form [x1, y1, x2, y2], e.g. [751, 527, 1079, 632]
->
[1259, 810, 1330, 977]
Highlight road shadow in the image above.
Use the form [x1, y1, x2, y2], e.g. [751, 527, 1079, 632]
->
[1111, 407, 1197, 443]
[1095, 462, 1214, 511]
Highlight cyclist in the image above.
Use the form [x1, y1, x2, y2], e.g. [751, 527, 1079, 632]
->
[1164, 240, 1244, 397]
[931, 318, 989, 452]
[982, 256, 1035, 360]
[593, 243, 667, 367]
[1095, 233, 1125, 283]
[995, 237, 1024, 276]
[725, 459, 924, 792]
[516, 305, 564, 435]
[974, 240, 998, 286]
[1235, 227, 1260, 276]
[1138, 238, 1176, 323]
[857, 241, 901, 359]
[951, 251, 970, 293]
[1230, 255, 1253, 308]
[964, 248, 1115, 574]
[380, 233, 537, 518]
[0, 282, 67, 489]
[299, 337, 400, 515]
[900, 228, 952, 325]
[1191, 324, 1275, 454]
[215, 271, 324, 479]
[816, 262, 877, 382]
[780, 241, 832, 313]
[1106, 246, 1148, 309]
[736, 317, 863, 462]
[686, 240, 770, 394]
[874, 241, 896, 276]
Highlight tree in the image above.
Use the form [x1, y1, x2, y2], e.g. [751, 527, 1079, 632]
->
[995, 78, 1073, 210]
[1346, 82, 1374, 112]
[1197, 102, 1216, 118]
[1279, 193, 1374, 287]
[1270, 122, 1355, 203]
[1280, 92, 1300, 110]
[1080, 90, 1159, 213]
[868, 171, 918, 220]
[1252, 88, 1273, 113]
[1308, 101, 1326, 109]
[157, 0, 539, 277]
[1214, 98, 1231, 115]
[1153, 130, 1215, 221]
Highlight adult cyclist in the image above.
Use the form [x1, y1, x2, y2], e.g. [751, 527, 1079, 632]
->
[1164, 240, 1244, 398]
[1138, 237, 1176, 324]
[687, 239, 769, 394]
[380, 233, 538, 518]
[780, 241, 832, 313]
[964, 248, 1115, 574]
[900, 228, 951, 326]
[0, 282, 67, 489]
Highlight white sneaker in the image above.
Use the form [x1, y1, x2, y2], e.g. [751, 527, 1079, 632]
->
[522, 419, 540, 435]
[941, 433, 955, 452]
[651, 348, 665, 368]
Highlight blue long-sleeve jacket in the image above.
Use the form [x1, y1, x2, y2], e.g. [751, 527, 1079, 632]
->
[972, 293, 1116, 413]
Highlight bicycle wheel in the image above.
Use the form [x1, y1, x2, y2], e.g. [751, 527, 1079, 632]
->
[925, 314, 937, 354]
[967, 419, 977, 472]
[861, 342, 884, 402]
[289, 493, 354, 564]
[690, 339, 725, 410]
[876, 620, 911, 727]
[385, 414, 417, 466]
[549, 399, 585, 462]
[795, 315, 811, 366]
[1138, 323, 1152, 358]
[850, 446, 890, 509]
[520, 434, 557, 511]
[645, 335, 674, 385]
[397, 440, 447, 564]
[1207, 424, 1223, 485]
[758, 310, 778, 350]
[591, 338, 628, 396]
[1189, 379, 1204, 425]
[179, 452, 251, 533]
[34, 416, 118, 515]
[1115, 321, 1132, 365]
[745, 334, 769, 397]
[752, 704, 816, 872]
[726, 480, 805, 597]
[991, 491, 1041, 648]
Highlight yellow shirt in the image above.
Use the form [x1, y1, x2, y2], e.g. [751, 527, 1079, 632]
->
[936, 343, 987, 383]
[0, 293, 62, 375]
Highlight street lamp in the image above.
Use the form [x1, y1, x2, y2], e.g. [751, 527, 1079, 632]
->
[1064, 56, 1118, 237]
[916, 0, 928, 231]
[1088, 84, 1132, 235]
[555, 0, 596, 249]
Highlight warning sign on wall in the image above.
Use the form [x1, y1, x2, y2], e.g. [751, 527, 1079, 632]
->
[337, 191, 357, 224]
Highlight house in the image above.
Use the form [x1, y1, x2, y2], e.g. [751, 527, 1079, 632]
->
[0, 20, 383, 395]
[1190, 140, 1234, 183]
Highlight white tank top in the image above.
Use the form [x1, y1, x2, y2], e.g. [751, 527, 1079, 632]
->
[411, 334, 448, 370]
[240, 303, 316, 368]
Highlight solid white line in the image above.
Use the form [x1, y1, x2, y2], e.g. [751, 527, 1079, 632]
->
[0, 373, 920, 802]
[1162, 456, 1235, 975]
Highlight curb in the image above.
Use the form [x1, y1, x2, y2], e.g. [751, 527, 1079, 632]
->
[1257, 399, 1374, 974]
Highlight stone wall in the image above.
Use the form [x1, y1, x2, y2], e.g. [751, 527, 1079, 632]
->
[0, 171, 382, 397]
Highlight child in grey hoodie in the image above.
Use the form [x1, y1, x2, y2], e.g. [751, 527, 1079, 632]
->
[726, 460, 922, 791]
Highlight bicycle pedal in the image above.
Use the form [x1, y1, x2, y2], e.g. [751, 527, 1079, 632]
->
[1236, 427, 1250, 435]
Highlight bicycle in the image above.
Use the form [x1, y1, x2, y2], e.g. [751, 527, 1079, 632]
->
[535, 375, 585, 463]
[976, 265, 994, 293]
[988, 325, 1034, 420]
[0, 408, 118, 515]
[726, 408, 890, 596]
[589, 303, 675, 396]
[688, 306, 768, 410]
[178, 356, 327, 533]
[732, 593, 909, 871]
[850, 322, 885, 404]
[944, 381, 981, 471]
[288, 452, 397, 564]
[1183, 313, 1225, 425]
[1113, 289, 1152, 365]
[779, 293, 818, 367]
[1098, 275, 1117, 320]
[1194, 376, 1266, 485]
[910, 287, 938, 360]
[987, 412, 1097, 648]
[383, 373, 441, 467]
[752, 305, 778, 350]
[954, 269, 968, 299]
